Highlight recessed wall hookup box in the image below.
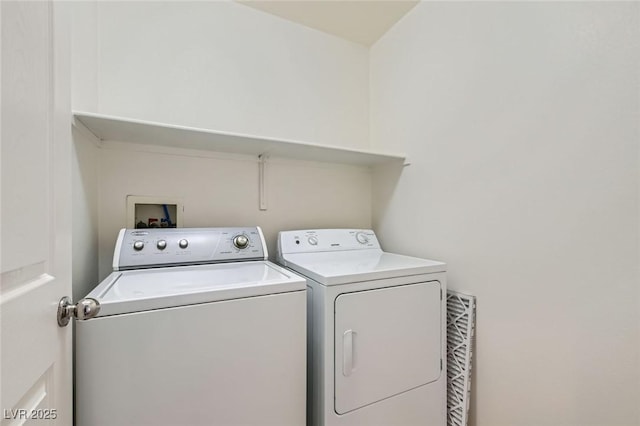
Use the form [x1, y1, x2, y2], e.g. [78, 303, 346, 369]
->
[126, 196, 184, 229]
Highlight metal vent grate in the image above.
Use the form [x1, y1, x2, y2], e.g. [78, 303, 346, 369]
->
[446, 290, 476, 426]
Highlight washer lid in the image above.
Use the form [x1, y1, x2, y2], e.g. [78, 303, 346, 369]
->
[281, 250, 445, 286]
[84, 261, 305, 317]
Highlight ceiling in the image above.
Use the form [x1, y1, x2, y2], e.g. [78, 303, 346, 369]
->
[237, 0, 419, 46]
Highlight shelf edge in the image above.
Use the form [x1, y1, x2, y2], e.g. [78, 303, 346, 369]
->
[73, 111, 406, 166]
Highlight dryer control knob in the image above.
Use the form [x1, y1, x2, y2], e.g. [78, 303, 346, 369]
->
[308, 236, 318, 246]
[355, 232, 369, 244]
[233, 235, 249, 249]
[178, 239, 189, 249]
[133, 241, 144, 251]
[157, 240, 167, 250]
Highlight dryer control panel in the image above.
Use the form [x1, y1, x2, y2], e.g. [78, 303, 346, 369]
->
[278, 229, 380, 255]
[114, 227, 267, 270]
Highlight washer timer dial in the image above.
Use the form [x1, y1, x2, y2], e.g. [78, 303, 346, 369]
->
[233, 235, 249, 249]
[355, 232, 369, 244]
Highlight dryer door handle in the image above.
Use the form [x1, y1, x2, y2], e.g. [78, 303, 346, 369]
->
[343, 329, 356, 376]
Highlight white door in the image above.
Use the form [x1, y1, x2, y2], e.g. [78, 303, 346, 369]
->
[1, 1, 72, 424]
[334, 281, 442, 414]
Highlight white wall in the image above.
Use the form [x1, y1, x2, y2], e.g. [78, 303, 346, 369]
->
[371, 2, 639, 426]
[70, 1, 373, 282]
[71, 127, 100, 299]
[97, 0, 369, 149]
[71, 1, 99, 297]
[96, 143, 371, 279]
[71, 0, 97, 112]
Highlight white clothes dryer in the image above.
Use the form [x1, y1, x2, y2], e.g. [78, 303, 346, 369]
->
[277, 229, 446, 426]
[76, 227, 306, 426]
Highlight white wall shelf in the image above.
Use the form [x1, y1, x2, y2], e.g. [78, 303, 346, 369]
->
[73, 112, 406, 166]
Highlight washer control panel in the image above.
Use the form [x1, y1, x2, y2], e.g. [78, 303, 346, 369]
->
[278, 229, 380, 255]
[114, 227, 267, 271]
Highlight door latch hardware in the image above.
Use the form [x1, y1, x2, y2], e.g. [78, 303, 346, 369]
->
[57, 296, 101, 327]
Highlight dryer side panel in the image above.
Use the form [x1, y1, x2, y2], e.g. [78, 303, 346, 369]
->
[334, 281, 442, 415]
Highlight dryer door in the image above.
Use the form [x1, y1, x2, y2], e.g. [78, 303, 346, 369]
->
[334, 281, 442, 414]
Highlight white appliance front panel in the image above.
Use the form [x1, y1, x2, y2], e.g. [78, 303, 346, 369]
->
[76, 291, 306, 426]
[283, 251, 446, 285]
[278, 229, 380, 254]
[115, 227, 267, 270]
[334, 281, 442, 414]
[85, 261, 305, 316]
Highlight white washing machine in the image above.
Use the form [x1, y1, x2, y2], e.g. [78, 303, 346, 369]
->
[75, 227, 306, 426]
[276, 229, 446, 426]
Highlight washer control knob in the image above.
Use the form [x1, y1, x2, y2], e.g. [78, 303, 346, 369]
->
[178, 239, 189, 249]
[133, 241, 144, 251]
[308, 236, 318, 246]
[355, 232, 369, 244]
[233, 235, 249, 249]
[157, 240, 167, 250]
